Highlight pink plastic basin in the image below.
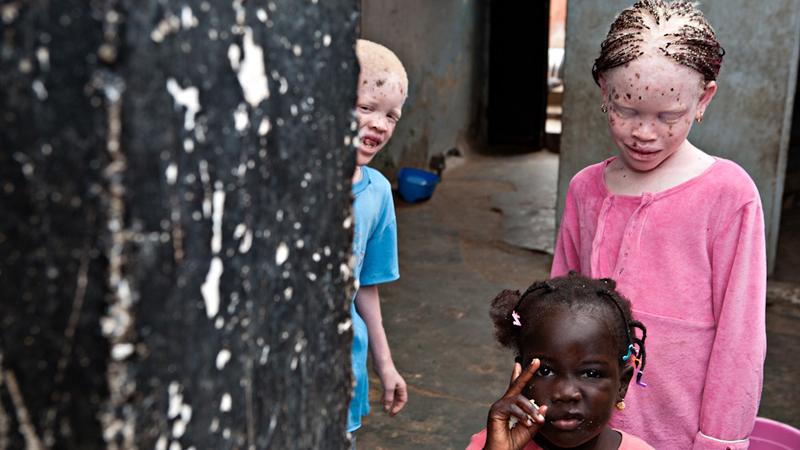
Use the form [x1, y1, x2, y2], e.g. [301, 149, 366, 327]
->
[749, 417, 800, 450]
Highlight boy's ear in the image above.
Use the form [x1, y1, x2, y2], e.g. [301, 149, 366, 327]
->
[618, 365, 635, 400]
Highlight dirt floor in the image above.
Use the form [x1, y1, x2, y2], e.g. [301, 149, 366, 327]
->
[357, 150, 800, 449]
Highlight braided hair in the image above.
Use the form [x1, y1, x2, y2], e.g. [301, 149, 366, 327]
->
[592, 0, 725, 86]
[489, 272, 648, 386]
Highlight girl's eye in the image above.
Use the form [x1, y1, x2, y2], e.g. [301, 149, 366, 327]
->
[660, 113, 682, 123]
[536, 366, 553, 377]
[614, 107, 636, 118]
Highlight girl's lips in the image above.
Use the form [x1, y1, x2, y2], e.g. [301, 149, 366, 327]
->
[625, 144, 659, 158]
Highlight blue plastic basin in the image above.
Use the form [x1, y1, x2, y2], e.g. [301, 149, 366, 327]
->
[397, 167, 440, 203]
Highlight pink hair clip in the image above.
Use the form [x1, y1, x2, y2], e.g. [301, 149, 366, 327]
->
[511, 310, 522, 327]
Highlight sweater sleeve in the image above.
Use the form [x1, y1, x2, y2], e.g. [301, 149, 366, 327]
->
[692, 199, 766, 450]
[551, 183, 582, 277]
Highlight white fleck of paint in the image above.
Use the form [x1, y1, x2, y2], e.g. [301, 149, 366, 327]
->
[216, 349, 231, 369]
[227, 43, 241, 69]
[340, 263, 351, 280]
[295, 239, 304, 249]
[210, 417, 220, 432]
[300, 180, 308, 188]
[283, 287, 293, 300]
[324, 246, 331, 256]
[312, 252, 321, 262]
[292, 44, 302, 56]
[166, 163, 178, 184]
[259, 346, 270, 364]
[215, 317, 225, 329]
[111, 343, 135, 360]
[323, 34, 331, 47]
[201, 257, 223, 318]
[181, 6, 198, 29]
[338, 319, 352, 334]
[290, 104, 298, 116]
[181, 404, 192, 423]
[275, 242, 289, 265]
[233, 103, 249, 131]
[166, 78, 201, 130]
[278, 77, 288, 95]
[183, 138, 195, 153]
[172, 419, 186, 438]
[32, 79, 48, 100]
[220, 393, 232, 412]
[344, 136, 352, 146]
[276, 210, 284, 221]
[343, 215, 352, 229]
[258, 118, 271, 136]
[294, 341, 304, 352]
[257, 8, 268, 22]
[156, 436, 168, 450]
[222, 428, 231, 439]
[239, 230, 252, 253]
[211, 189, 225, 254]
[306, 272, 317, 281]
[290, 357, 298, 370]
[168, 382, 183, 418]
[36, 47, 49, 70]
[233, 224, 246, 239]
[232, 27, 269, 107]
[169, 442, 182, 450]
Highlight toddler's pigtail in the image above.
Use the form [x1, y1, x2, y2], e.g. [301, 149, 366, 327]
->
[631, 319, 648, 386]
[489, 289, 522, 349]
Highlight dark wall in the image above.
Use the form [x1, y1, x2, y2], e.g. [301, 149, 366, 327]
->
[487, 1, 550, 148]
[0, 1, 359, 448]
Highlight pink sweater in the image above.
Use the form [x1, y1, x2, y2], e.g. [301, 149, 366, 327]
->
[465, 428, 654, 450]
[551, 158, 766, 450]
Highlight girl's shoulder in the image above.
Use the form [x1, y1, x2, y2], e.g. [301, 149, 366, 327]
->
[567, 158, 611, 193]
[700, 157, 761, 202]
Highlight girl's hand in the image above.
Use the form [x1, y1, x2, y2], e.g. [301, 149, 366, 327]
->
[483, 359, 547, 450]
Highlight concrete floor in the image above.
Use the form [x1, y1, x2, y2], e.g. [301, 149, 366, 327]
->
[358, 151, 800, 449]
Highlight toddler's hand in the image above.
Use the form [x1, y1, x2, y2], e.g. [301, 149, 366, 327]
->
[378, 365, 407, 416]
[483, 359, 547, 450]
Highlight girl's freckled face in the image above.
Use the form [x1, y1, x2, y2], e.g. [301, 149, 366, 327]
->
[601, 54, 712, 173]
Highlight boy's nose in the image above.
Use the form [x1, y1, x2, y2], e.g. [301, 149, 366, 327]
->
[370, 117, 388, 132]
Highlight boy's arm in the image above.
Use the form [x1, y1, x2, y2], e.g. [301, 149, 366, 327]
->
[355, 284, 407, 416]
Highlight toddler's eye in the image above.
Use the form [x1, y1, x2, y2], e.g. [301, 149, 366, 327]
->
[357, 105, 373, 113]
[536, 366, 553, 377]
[582, 369, 601, 378]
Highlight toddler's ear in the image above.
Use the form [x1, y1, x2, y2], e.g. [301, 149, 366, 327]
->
[618, 365, 635, 399]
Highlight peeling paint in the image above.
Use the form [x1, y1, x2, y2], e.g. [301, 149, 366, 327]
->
[220, 393, 232, 412]
[275, 242, 289, 265]
[229, 28, 269, 107]
[210, 188, 225, 253]
[201, 257, 223, 318]
[166, 78, 201, 130]
[216, 349, 231, 369]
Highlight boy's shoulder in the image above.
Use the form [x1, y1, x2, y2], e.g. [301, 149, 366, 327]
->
[363, 166, 392, 190]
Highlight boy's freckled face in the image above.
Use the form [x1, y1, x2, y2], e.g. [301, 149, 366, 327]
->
[355, 72, 406, 166]
[602, 54, 713, 172]
[520, 307, 625, 449]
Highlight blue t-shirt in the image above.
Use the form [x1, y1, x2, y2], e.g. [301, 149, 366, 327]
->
[348, 166, 400, 432]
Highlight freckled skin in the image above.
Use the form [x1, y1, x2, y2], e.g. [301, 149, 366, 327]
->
[599, 54, 717, 173]
[355, 72, 405, 166]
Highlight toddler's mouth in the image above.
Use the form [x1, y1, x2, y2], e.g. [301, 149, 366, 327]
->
[548, 412, 584, 431]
